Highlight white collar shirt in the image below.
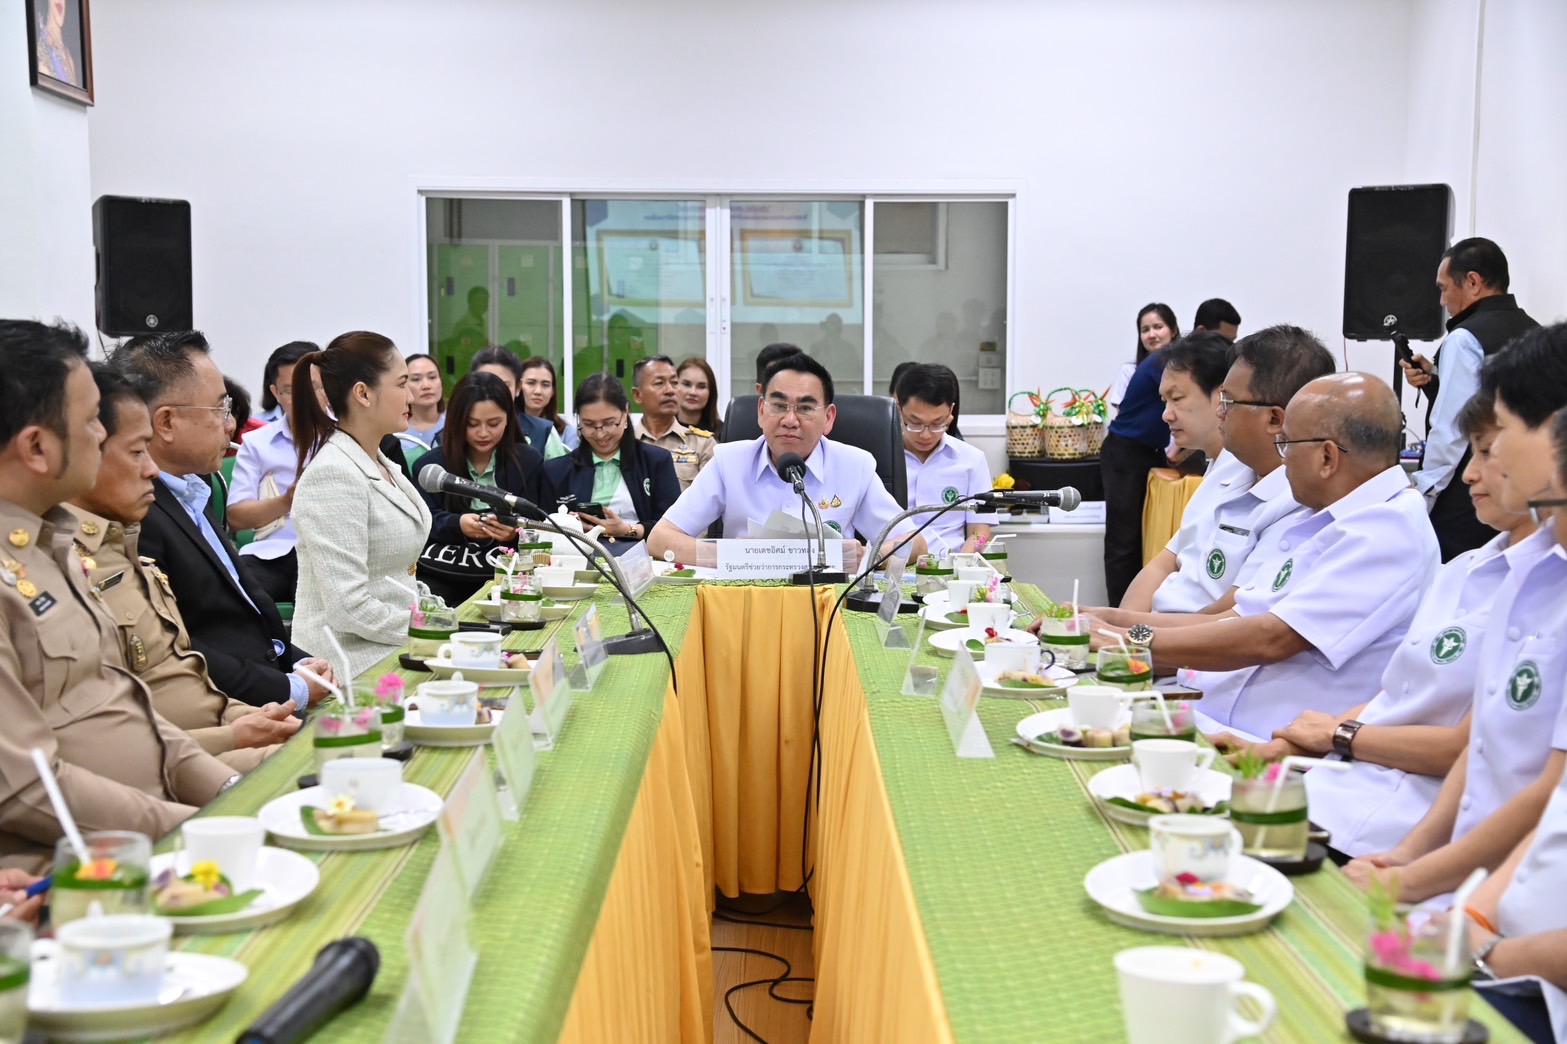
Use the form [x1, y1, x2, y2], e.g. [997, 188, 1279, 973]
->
[903, 435, 997, 556]
[1453, 527, 1567, 842]
[1305, 529, 1548, 856]
[1153, 454, 1297, 612]
[661, 436, 904, 543]
[225, 418, 299, 560]
[1191, 465, 1440, 740]
[1493, 762, 1567, 1041]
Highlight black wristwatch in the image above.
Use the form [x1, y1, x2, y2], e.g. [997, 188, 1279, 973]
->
[1126, 623, 1154, 647]
[1332, 719, 1364, 761]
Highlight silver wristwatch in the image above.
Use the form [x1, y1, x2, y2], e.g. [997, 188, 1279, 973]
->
[1471, 938, 1500, 982]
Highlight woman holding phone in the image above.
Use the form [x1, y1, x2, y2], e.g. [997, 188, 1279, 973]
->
[542, 374, 680, 555]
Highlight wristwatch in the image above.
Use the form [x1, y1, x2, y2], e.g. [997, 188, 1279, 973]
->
[1471, 937, 1501, 982]
[1126, 623, 1154, 647]
[1331, 719, 1364, 761]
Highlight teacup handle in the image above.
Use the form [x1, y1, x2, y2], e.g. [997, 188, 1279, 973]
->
[1195, 747, 1217, 772]
[1038, 648, 1057, 670]
[31, 938, 59, 961]
[1228, 981, 1276, 1038]
[436, 643, 454, 661]
[1226, 825, 1245, 858]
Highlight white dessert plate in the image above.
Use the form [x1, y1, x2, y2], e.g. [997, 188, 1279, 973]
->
[928, 627, 1038, 657]
[28, 948, 248, 1041]
[542, 583, 598, 600]
[258, 783, 443, 852]
[1083, 850, 1292, 937]
[149, 847, 319, 934]
[403, 706, 503, 746]
[423, 657, 531, 685]
[1014, 708, 1131, 761]
[474, 596, 571, 622]
[1087, 763, 1233, 825]
[975, 660, 1077, 697]
[919, 603, 1017, 631]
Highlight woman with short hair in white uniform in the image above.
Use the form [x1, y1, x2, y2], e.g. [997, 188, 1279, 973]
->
[895, 364, 996, 556]
[1237, 389, 1543, 860]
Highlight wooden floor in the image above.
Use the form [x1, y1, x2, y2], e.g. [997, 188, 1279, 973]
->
[711, 892, 816, 1044]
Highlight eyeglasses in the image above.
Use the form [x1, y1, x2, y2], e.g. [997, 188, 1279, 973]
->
[579, 417, 624, 435]
[169, 394, 234, 422]
[763, 400, 822, 419]
[1218, 392, 1279, 416]
[1528, 496, 1567, 525]
[1274, 434, 1349, 459]
[901, 420, 951, 435]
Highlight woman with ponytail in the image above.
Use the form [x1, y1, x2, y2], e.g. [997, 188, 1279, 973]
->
[290, 332, 433, 677]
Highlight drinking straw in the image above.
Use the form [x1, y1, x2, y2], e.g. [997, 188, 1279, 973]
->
[29, 748, 89, 866]
[1095, 628, 1170, 731]
[1447, 868, 1489, 973]
[294, 666, 344, 703]
[1252, 755, 1354, 850]
[321, 626, 355, 708]
[1071, 579, 1080, 621]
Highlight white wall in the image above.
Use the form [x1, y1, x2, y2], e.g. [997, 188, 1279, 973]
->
[0, 9, 95, 332]
[86, 0, 1422, 417]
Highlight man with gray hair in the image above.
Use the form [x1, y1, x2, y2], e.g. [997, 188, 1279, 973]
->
[1091, 373, 1440, 740]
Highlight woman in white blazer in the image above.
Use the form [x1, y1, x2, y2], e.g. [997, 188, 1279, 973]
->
[289, 332, 433, 678]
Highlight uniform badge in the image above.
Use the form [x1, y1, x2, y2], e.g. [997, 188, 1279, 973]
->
[80, 520, 99, 536]
[1271, 558, 1294, 592]
[2, 559, 21, 575]
[942, 486, 959, 504]
[1507, 661, 1542, 710]
[128, 633, 149, 671]
[1429, 626, 1467, 665]
[643, 477, 652, 495]
[1206, 548, 1227, 579]
[28, 591, 56, 616]
[8, 529, 28, 548]
[829, 495, 842, 509]
[0, 568, 14, 587]
[688, 426, 713, 438]
[825, 520, 843, 534]
[17, 580, 37, 598]
[818, 497, 831, 510]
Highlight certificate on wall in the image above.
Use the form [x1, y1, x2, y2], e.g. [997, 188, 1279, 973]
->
[740, 230, 855, 307]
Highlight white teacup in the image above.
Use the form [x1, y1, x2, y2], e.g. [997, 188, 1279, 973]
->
[1132, 738, 1217, 792]
[181, 817, 265, 891]
[437, 631, 503, 669]
[321, 757, 404, 812]
[51, 915, 171, 1007]
[551, 553, 588, 573]
[965, 602, 1012, 632]
[1149, 814, 1244, 884]
[1067, 684, 1131, 730]
[416, 679, 480, 727]
[955, 566, 992, 583]
[1116, 946, 1276, 1044]
[944, 579, 977, 605]
[984, 641, 1045, 675]
[535, 566, 576, 589]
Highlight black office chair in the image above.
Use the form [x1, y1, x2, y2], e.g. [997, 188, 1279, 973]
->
[721, 394, 908, 506]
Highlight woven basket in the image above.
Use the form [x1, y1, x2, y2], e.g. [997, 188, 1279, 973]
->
[1041, 386, 1109, 460]
[1005, 390, 1045, 458]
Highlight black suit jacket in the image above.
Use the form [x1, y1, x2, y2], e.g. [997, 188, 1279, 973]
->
[138, 477, 308, 707]
[541, 441, 681, 555]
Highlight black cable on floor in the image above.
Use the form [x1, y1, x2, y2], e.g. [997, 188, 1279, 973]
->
[712, 945, 816, 1044]
[713, 908, 813, 931]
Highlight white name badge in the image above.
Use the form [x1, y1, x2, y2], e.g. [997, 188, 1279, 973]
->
[939, 646, 994, 758]
[436, 750, 504, 895]
[529, 635, 572, 750]
[389, 847, 477, 1044]
[618, 542, 654, 598]
[715, 538, 845, 579]
[569, 604, 608, 691]
[492, 691, 537, 822]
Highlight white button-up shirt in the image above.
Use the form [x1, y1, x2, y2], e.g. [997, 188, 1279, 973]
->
[1191, 465, 1440, 740]
[1491, 758, 1567, 1042]
[1153, 455, 1303, 612]
[661, 436, 906, 543]
[1452, 528, 1567, 842]
[227, 418, 300, 561]
[1305, 529, 1549, 857]
[904, 435, 997, 556]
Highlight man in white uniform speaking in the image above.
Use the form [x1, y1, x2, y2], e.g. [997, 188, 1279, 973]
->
[1089, 372, 1440, 741]
[649, 353, 926, 565]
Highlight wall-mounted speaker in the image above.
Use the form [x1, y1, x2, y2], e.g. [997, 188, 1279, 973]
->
[93, 195, 192, 336]
[1342, 184, 1452, 341]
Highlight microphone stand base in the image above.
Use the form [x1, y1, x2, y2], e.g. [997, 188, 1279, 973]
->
[791, 569, 847, 586]
[843, 587, 918, 614]
[604, 628, 666, 657]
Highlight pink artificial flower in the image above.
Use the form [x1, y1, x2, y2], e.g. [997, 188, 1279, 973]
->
[1370, 929, 1410, 967]
[352, 708, 375, 728]
[1263, 762, 1285, 784]
[374, 674, 405, 701]
[410, 607, 426, 628]
[1175, 872, 1200, 886]
[317, 716, 343, 735]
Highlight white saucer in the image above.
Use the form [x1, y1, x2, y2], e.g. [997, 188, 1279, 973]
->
[1087, 763, 1233, 825]
[975, 660, 1077, 697]
[150, 847, 319, 933]
[1083, 850, 1292, 936]
[28, 949, 248, 1041]
[653, 569, 702, 585]
[1014, 708, 1131, 761]
[928, 627, 1038, 657]
[474, 596, 571, 622]
[423, 657, 531, 685]
[404, 706, 503, 746]
[920, 587, 1014, 610]
[542, 583, 598, 600]
[918, 604, 1016, 631]
[258, 783, 443, 852]
[573, 568, 604, 584]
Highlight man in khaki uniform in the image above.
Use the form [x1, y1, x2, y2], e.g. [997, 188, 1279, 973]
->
[631, 354, 713, 491]
[66, 366, 300, 772]
[0, 321, 233, 873]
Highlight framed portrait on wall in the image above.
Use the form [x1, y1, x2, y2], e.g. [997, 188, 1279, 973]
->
[25, 0, 94, 105]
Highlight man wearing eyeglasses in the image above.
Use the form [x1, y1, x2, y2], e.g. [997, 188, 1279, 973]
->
[650, 352, 926, 564]
[111, 333, 336, 711]
[894, 364, 995, 556]
[1090, 372, 1439, 741]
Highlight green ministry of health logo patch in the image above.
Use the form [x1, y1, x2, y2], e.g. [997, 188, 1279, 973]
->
[824, 520, 843, 534]
[1206, 548, 1227, 579]
[1272, 558, 1294, 592]
[942, 486, 960, 504]
[1429, 627, 1467, 665]
[1507, 661, 1542, 711]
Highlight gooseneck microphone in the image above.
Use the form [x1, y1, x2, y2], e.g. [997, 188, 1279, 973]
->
[971, 486, 1082, 510]
[418, 463, 534, 516]
[774, 452, 847, 586]
[235, 937, 379, 1044]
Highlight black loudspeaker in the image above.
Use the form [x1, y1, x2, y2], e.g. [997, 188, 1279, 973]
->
[93, 195, 192, 336]
[1342, 184, 1452, 341]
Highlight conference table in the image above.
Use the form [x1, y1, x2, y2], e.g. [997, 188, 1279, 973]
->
[154, 579, 1526, 1043]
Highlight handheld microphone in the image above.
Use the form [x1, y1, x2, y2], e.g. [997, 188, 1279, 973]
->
[973, 486, 1082, 510]
[418, 463, 527, 514]
[235, 937, 379, 1044]
[775, 452, 808, 493]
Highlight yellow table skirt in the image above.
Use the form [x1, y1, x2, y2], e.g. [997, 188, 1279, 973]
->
[559, 684, 715, 1044]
